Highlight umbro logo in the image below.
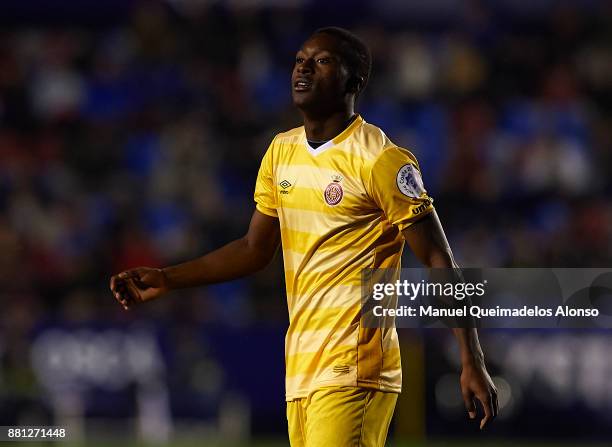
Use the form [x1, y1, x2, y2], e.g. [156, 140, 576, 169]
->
[279, 180, 292, 189]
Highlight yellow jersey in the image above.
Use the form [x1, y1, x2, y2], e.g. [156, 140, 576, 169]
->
[254, 115, 434, 400]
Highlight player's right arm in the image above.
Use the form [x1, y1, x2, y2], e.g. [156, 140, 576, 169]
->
[109, 209, 280, 310]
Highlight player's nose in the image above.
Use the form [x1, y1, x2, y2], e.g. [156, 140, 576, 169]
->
[297, 58, 314, 74]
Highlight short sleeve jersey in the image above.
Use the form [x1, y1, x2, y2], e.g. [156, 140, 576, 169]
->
[254, 115, 434, 400]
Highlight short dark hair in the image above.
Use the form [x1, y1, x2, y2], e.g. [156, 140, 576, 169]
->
[312, 26, 372, 98]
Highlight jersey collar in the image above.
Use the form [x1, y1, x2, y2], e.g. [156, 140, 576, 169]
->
[304, 114, 364, 156]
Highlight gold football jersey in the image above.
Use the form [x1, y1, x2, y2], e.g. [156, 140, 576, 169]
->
[254, 115, 434, 400]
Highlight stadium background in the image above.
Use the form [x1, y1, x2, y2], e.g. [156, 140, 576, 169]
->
[0, 0, 611, 445]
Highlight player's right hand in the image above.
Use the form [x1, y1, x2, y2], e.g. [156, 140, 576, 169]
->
[109, 267, 169, 310]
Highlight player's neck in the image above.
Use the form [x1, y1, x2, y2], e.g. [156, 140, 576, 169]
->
[302, 109, 356, 142]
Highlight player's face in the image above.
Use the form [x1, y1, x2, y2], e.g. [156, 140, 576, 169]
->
[291, 34, 350, 112]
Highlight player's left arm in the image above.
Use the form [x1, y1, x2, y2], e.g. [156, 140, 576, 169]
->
[402, 211, 499, 430]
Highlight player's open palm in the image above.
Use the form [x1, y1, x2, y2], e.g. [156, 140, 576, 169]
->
[460, 361, 498, 430]
[110, 267, 169, 310]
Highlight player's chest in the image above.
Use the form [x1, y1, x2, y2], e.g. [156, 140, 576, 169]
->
[274, 161, 370, 213]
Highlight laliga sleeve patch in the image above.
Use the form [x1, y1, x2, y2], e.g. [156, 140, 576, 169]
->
[396, 164, 425, 198]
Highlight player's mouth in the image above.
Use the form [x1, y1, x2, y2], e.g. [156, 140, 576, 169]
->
[293, 78, 313, 92]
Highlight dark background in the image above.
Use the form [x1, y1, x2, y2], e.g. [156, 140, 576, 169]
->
[0, 0, 611, 445]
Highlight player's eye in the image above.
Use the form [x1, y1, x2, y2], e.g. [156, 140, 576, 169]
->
[317, 58, 330, 64]
[295, 57, 304, 64]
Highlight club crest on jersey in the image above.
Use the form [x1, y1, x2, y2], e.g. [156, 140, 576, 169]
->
[396, 164, 425, 198]
[324, 176, 344, 206]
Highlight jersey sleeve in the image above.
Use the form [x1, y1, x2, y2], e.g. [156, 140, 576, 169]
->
[254, 137, 278, 217]
[365, 146, 434, 230]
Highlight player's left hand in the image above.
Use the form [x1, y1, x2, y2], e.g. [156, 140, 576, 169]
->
[460, 360, 498, 430]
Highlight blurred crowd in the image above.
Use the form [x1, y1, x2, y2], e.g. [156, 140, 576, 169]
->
[0, 0, 611, 429]
[0, 0, 610, 318]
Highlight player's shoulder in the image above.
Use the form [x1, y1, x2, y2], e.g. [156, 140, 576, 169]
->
[356, 119, 418, 164]
[261, 126, 303, 160]
[272, 125, 304, 144]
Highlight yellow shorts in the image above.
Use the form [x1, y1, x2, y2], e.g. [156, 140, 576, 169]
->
[286, 386, 398, 447]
